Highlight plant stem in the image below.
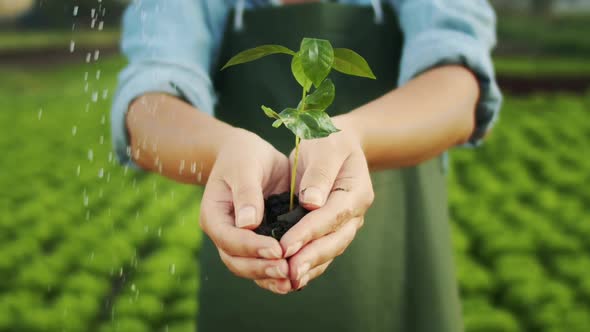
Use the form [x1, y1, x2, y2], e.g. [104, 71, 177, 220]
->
[290, 86, 307, 211]
[290, 135, 300, 211]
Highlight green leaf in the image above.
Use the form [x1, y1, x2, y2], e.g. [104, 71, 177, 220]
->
[299, 38, 334, 88]
[304, 79, 335, 112]
[332, 48, 376, 79]
[261, 105, 280, 119]
[221, 45, 295, 70]
[291, 53, 312, 92]
[272, 119, 283, 128]
[279, 108, 340, 139]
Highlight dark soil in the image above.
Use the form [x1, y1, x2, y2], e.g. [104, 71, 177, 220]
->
[255, 192, 310, 240]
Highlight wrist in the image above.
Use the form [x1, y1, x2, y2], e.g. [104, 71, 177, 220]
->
[332, 112, 366, 151]
[215, 127, 252, 157]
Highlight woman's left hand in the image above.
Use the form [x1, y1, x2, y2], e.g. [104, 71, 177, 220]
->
[255, 117, 375, 292]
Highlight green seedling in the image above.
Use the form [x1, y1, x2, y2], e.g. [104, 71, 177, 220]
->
[222, 38, 375, 211]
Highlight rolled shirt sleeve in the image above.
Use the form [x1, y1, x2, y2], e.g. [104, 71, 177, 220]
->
[111, 0, 231, 166]
[391, 0, 502, 146]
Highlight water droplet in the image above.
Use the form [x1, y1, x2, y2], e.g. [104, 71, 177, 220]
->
[84, 71, 88, 81]
[72, 125, 77, 136]
[76, 165, 81, 176]
[102, 89, 109, 100]
[179, 160, 185, 174]
[83, 195, 89, 207]
[84, 82, 89, 92]
[108, 152, 113, 163]
[91, 8, 96, 18]
[95, 70, 101, 80]
[191, 162, 197, 174]
[69, 40, 75, 53]
[37, 109, 43, 120]
[88, 149, 94, 161]
[86, 52, 91, 63]
[101, 114, 106, 124]
[73, 6, 79, 16]
[90, 251, 95, 260]
[91, 18, 96, 29]
[170, 264, 176, 275]
[99, 135, 104, 145]
[98, 21, 104, 31]
[94, 50, 100, 61]
[119, 267, 124, 276]
[92, 91, 98, 103]
[131, 283, 136, 292]
[98, 168, 104, 178]
[157, 227, 162, 237]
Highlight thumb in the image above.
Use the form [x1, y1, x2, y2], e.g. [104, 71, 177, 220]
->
[297, 159, 341, 210]
[229, 168, 265, 230]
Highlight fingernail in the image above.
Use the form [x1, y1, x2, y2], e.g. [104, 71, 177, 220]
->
[284, 241, 302, 258]
[268, 283, 279, 294]
[269, 282, 288, 295]
[258, 247, 282, 259]
[265, 265, 287, 279]
[302, 187, 324, 206]
[298, 274, 310, 289]
[236, 206, 256, 228]
[296, 262, 310, 280]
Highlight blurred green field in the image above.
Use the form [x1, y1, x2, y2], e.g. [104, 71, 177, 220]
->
[1, 52, 589, 332]
[494, 57, 590, 77]
[0, 29, 120, 51]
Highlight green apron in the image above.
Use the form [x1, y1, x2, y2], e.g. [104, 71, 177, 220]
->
[199, 3, 463, 331]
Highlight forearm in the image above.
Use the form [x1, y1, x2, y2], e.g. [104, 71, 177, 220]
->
[126, 93, 237, 185]
[335, 65, 480, 171]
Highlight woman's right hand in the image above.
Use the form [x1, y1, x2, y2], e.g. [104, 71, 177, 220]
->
[199, 128, 293, 294]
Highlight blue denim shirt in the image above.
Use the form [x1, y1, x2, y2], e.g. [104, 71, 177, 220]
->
[112, 0, 502, 166]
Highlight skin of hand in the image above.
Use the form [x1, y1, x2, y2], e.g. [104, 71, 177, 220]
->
[127, 94, 293, 294]
[256, 65, 480, 292]
[282, 120, 374, 291]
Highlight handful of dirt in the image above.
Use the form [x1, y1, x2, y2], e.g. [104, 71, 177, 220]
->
[255, 192, 309, 240]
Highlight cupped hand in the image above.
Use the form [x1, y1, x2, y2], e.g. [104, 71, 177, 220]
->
[270, 120, 374, 291]
[199, 128, 293, 294]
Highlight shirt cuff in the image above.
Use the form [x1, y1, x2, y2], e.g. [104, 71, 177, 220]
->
[110, 62, 216, 168]
[398, 30, 503, 147]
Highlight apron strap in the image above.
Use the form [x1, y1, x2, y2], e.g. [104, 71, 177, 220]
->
[233, 0, 384, 32]
[370, 0, 384, 24]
